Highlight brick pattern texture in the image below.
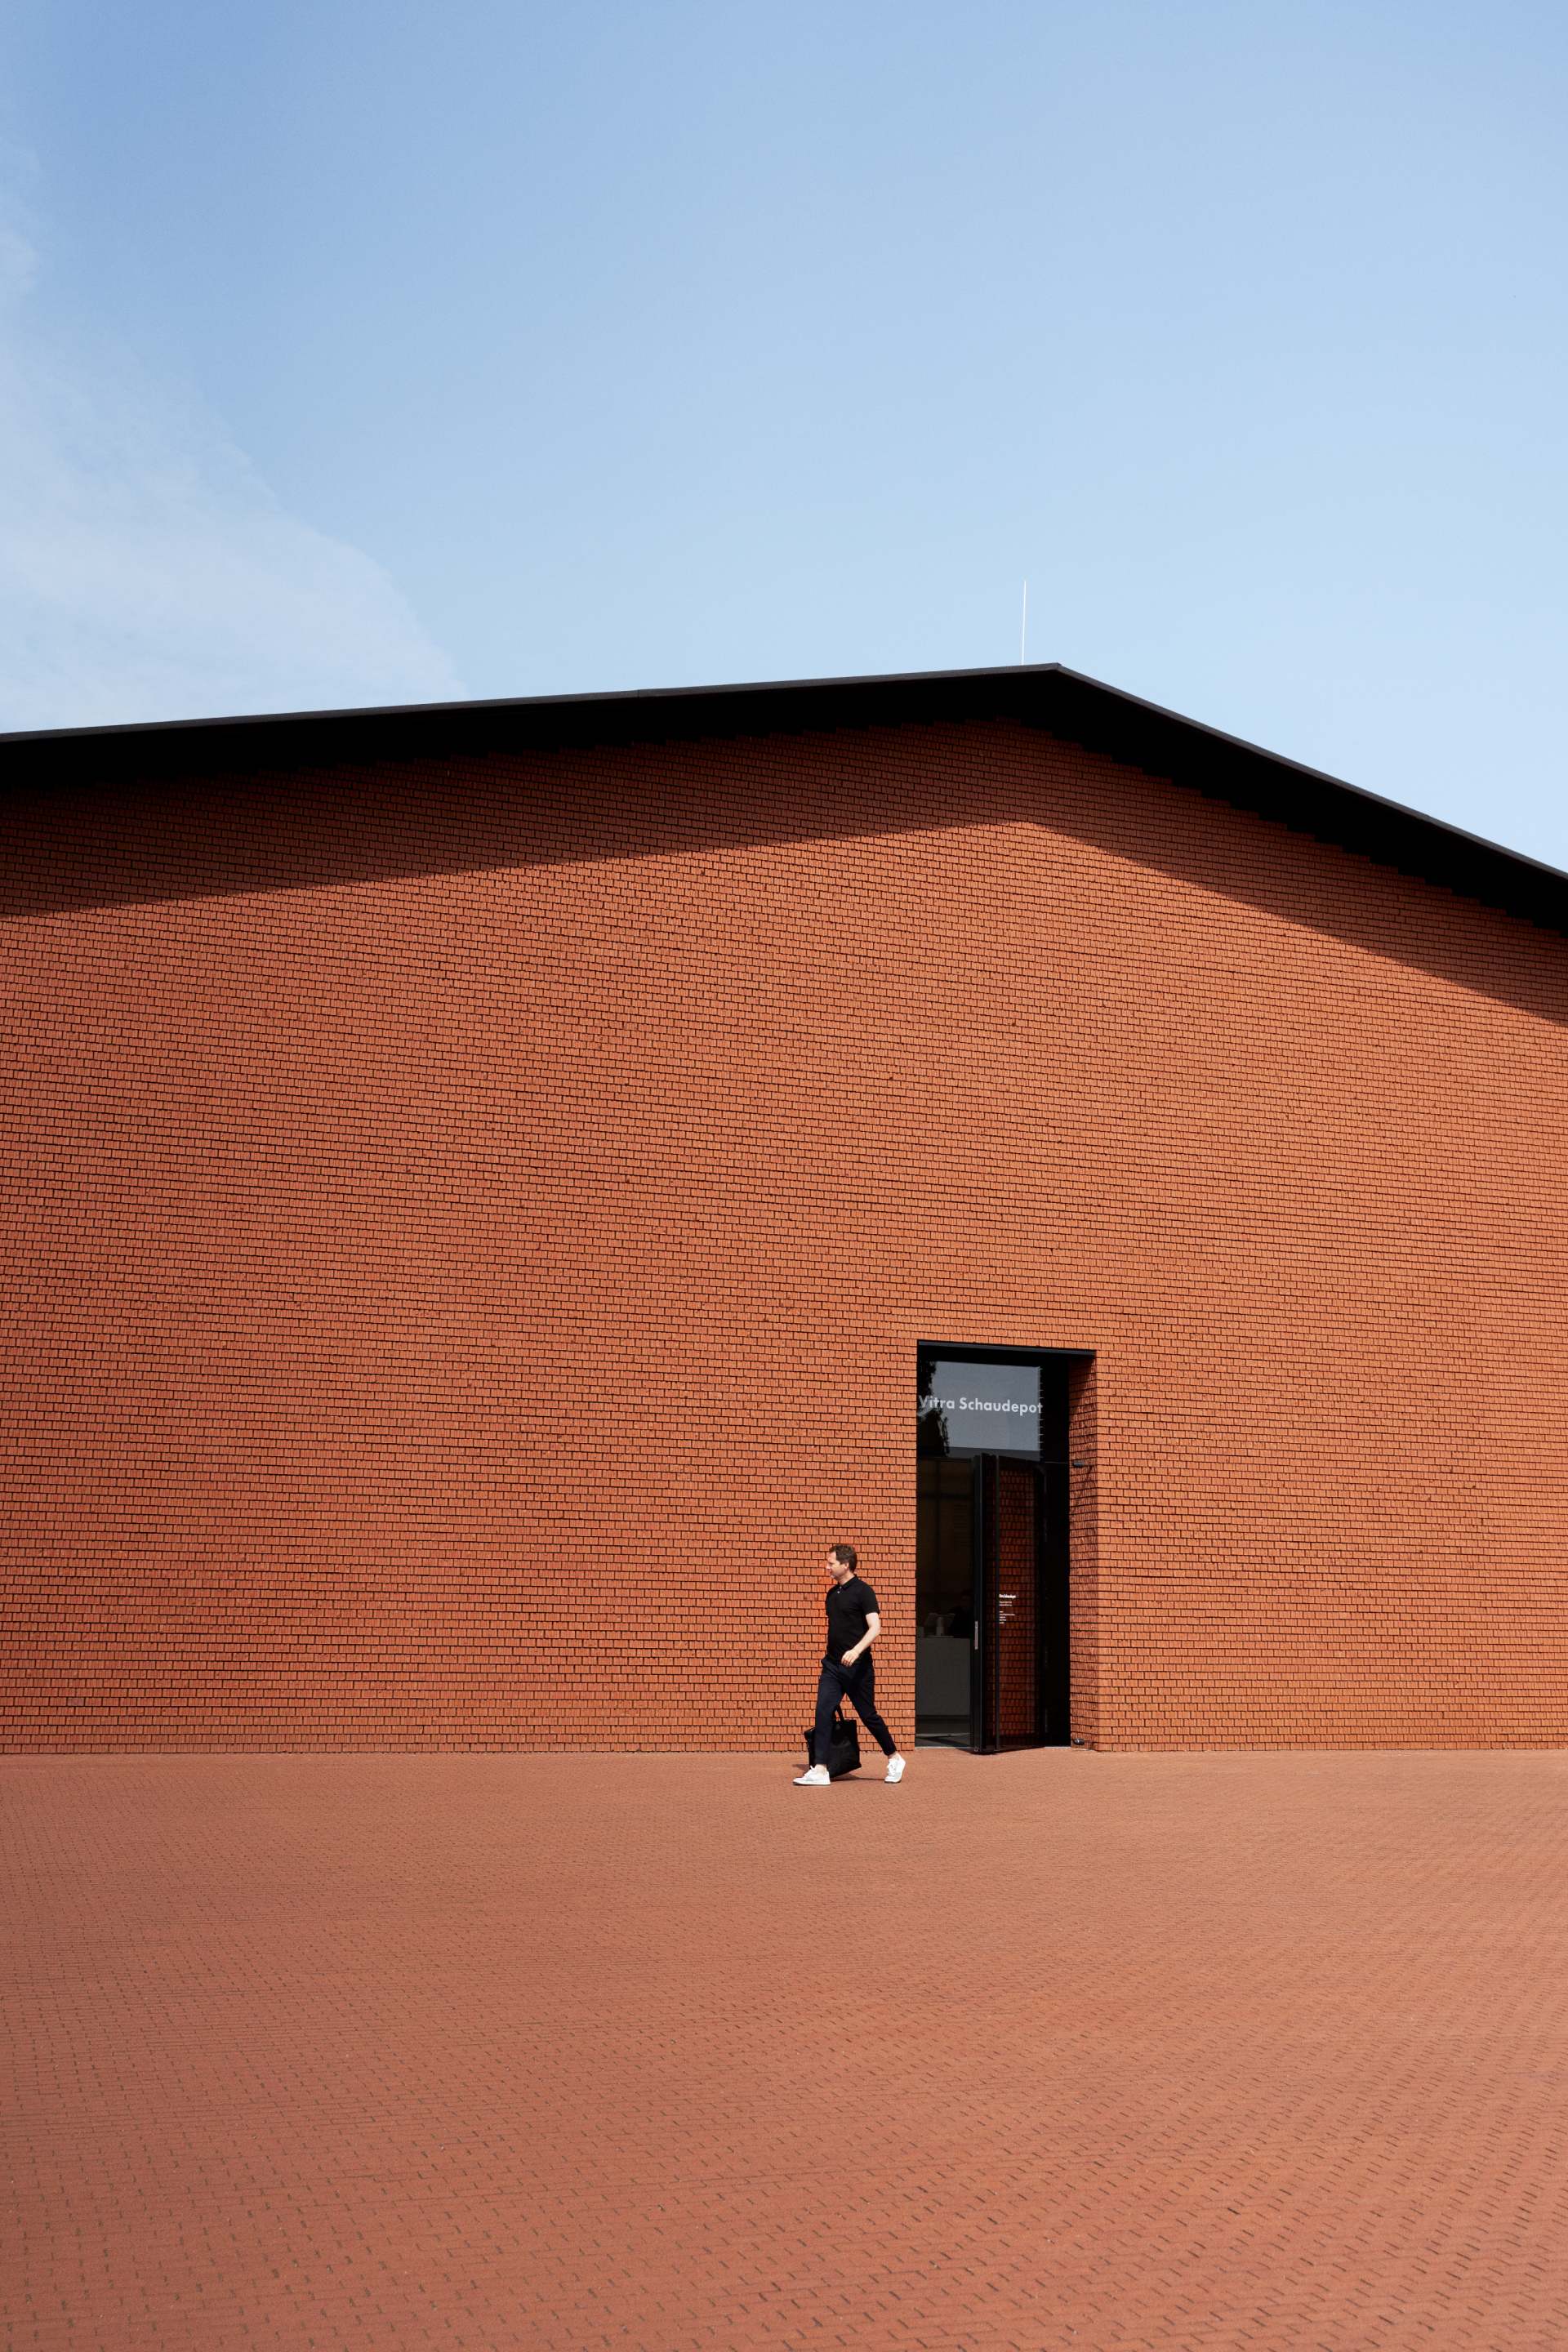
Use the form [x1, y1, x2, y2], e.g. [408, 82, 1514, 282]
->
[7, 1748, 1568, 2351]
[2, 716, 1566, 1750]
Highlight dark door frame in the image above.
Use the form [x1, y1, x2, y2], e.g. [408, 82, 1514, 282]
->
[917, 1341, 1094, 1755]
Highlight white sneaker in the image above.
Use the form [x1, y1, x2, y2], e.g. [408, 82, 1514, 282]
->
[885, 1754, 906, 1784]
[793, 1764, 831, 1786]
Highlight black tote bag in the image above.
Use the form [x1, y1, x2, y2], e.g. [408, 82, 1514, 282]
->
[803, 1709, 861, 1778]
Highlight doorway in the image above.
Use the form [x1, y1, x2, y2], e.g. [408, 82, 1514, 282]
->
[915, 1347, 1078, 1752]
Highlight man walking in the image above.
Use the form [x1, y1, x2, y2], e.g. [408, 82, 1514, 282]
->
[795, 1543, 906, 1786]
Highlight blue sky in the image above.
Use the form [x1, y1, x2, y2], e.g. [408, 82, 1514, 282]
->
[2, 0, 1566, 866]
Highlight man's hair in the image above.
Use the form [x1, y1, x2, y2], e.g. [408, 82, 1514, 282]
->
[829, 1543, 858, 1571]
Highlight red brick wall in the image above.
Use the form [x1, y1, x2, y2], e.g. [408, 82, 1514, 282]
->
[3, 718, 1566, 1750]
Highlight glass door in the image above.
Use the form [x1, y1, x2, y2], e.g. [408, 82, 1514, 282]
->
[976, 1454, 1071, 1749]
[915, 1454, 978, 1746]
[917, 1347, 1073, 1752]
[980, 1454, 1043, 1748]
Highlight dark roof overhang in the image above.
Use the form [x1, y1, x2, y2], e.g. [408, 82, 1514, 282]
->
[4, 661, 1566, 940]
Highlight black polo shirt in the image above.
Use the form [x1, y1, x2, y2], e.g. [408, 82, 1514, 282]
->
[825, 1575, 880, 1664]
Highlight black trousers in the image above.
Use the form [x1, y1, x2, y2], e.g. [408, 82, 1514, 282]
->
[815, 1655, 897, 1769]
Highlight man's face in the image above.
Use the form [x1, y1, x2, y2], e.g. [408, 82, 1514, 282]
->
[825, 1552, 851, 1584]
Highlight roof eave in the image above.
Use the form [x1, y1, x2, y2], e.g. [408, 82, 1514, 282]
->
[3, 660, 1566, 941]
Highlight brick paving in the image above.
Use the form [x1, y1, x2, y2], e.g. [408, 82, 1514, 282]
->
[5, 1748, 1568, 2352]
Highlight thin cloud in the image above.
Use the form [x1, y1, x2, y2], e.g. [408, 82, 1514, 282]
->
[0, 226, 462, 733]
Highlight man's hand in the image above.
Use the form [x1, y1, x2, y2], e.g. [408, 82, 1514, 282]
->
[841, 1646, 863, 1669]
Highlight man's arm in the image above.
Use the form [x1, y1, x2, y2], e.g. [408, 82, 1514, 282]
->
[842, 1610, 880, 1668]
